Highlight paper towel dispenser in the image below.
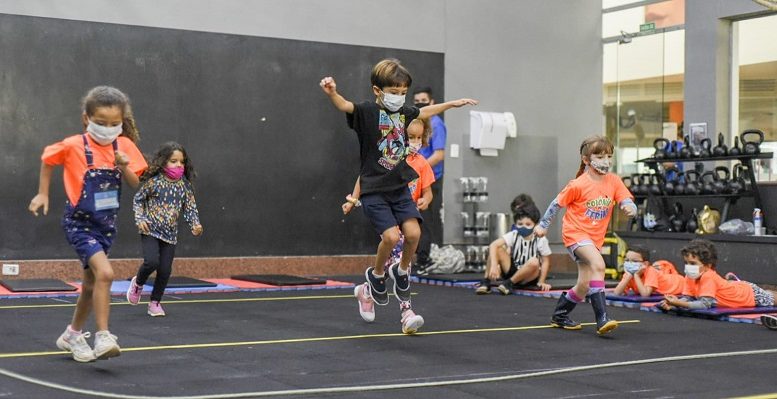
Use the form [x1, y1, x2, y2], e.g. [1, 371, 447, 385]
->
[469, 111, 517, 156]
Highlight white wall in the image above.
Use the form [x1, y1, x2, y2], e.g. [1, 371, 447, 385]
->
[0, 0, 604, 246]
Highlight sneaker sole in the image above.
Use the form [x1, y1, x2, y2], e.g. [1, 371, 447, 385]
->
[95, 346, 121, 360]
[761, 315, 777, 330]
[475, 288, 491, 295]
[365, 268, 389, 306]
[596, 320, 619, 335]
[56, 336, 71, 352]
[148, 311, 166, 317]
[354, 285, 375, 323]
[127, 277, 140, 305]
[388, 264, 412, 302]
[550, 322, 583, 330]
[497, 286, 512, 295]
[402, 315, 424, 334]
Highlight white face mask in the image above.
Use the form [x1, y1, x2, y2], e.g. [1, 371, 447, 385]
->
[623, 261, 643, 274]
[684, 264, 701, 280]
[381, 92, 405, 112]
[86, 119, 122, 145]
[590, 159, 611, 174]
[408, 141, 422, 154]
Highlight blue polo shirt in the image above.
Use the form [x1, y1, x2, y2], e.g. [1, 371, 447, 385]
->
[419, 115, 446, 180]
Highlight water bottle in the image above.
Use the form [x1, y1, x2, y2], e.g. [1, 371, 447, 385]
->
[753, 208, 763, 236]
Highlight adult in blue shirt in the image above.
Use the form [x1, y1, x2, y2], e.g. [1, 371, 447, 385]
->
[413, 86, 447, 271]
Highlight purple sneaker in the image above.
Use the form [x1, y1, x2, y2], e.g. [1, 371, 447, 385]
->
[147, 301, 166, 317]
[126, 276, 143, 305]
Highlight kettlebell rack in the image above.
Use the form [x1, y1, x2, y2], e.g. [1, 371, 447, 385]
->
[633, 151, 773, 227]
[458, 177, 490, 272]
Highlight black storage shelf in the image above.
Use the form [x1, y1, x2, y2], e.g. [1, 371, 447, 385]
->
[636, 152, 773, 164]
[616, 230, 777, 244]
[634, 193, 753, 200]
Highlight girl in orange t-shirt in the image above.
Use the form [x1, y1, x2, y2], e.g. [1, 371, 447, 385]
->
[28, 86, 148, 363]
[535, 135, 636, 335]
[659, 239, 776, 311]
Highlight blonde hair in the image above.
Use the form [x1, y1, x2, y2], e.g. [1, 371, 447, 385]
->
[407, 118, 431, 147]
[82, 86, 140, 143]
[576, 135, 614, 177]
[370, 58, 412, 89]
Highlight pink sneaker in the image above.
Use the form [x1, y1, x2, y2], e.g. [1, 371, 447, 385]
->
[147, 301, 166, 317]
[354, 283, 375, 322]
[400, 302, 424, 334]
[126, 276, 143, 305]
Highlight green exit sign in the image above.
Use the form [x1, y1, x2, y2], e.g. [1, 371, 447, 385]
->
[640, 22, 656, 32]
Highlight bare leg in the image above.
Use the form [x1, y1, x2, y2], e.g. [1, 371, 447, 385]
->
[510, 257, 541, 284]
[70, 269, 95, 331]
[570, 245, 605, 300]
[86, 252, 115, 332]
[399, 218, 421, 272]
[375, 227, 400, 275]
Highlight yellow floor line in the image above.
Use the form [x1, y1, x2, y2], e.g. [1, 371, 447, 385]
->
[0, 320, 640, 359]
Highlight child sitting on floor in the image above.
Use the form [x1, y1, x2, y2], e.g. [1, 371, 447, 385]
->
[658, 239, 777, 311]
[613, 245, 684, 297]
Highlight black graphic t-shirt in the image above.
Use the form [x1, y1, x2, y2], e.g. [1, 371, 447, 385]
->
[346, 101, 420, 194]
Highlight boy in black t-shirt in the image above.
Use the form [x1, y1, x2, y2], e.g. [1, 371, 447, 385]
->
[320, 59, 477, 334]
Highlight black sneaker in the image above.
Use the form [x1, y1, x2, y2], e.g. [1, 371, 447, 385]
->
[496, 279, 514, 295]
[388, 263, 411, 302]
[762, 314, 777, 331]
[475, 279, 491, 295]
[365, 267, 389, 305]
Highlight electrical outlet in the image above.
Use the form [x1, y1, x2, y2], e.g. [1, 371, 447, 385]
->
[2, 264, 19, 275]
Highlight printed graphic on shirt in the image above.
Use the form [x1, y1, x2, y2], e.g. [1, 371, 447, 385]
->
[584, 196, 613, 224]
[377, 110, 407, 170]
[408, 178, 419, 199]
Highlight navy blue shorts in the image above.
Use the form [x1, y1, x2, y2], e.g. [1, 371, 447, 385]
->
[62, 216, 115, 269]
[360, 187, 423, 235]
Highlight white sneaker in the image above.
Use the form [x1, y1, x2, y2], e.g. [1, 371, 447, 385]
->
[56, 328, 96, 363]
[93, 330, 121, 360]
[400, 306, 424, 335]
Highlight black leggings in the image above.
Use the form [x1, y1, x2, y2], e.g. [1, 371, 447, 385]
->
[136, 235, 176, 302]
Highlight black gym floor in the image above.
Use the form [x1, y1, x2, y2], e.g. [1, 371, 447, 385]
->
[1, 276, 775, 399]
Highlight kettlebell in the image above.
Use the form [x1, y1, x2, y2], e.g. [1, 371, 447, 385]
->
[700, 171, 716, 194]
[728, 136, 742, 156]
[713, 166, 729, 194]
[686, 208, 699, 233]
[630, 173, 643, 196]
[679, 135, 693, 158]
[713, 132, 728, 157]
[663, 167, 679, 194]
[671, 202, 685, 232]
[674, 171, 686, 195]
[741, 129, 764, 155]
[622, 176, 632, 194]
[684, 170, 700, 195]
[665, 140, 679, 159]
[729, 164, 746, 194]
[699, 138, 713, 158]
[648, 174, 662, 196]
[653, 138, 670, 160]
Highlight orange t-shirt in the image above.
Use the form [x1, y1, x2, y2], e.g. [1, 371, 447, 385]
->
[406, 153, 435, 203]
[557, 172, 632, 248]
[682, 271, 755, 308]
[41, 134, 147, 206]
[625, 264, 685, 295]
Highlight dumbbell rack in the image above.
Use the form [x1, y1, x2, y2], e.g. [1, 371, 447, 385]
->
[459, 177, 490, 272]
[634, 152, 773, 226]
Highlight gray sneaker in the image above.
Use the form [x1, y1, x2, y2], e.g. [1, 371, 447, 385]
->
[93, 330, 121, 360]
[56, 328, 96, 363]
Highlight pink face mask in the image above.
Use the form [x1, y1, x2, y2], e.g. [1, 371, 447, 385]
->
[164, 166, 184, 180]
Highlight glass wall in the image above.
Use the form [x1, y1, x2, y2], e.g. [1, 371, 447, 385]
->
[734, 14, 777, 181]
[602, 0, 685, 175]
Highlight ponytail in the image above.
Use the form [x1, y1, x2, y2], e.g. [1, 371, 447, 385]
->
[122, 106, 140, 143]
[575, 160, 586, 178]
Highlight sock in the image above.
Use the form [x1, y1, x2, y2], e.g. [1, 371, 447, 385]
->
[66, 325, 81, 338]
[567, 290, 584, 303]
[397, 266, 408, 276]
[588, 280, 605, 295]
[372, 270, 385, 279]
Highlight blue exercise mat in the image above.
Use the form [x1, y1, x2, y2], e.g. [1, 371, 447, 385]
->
[606, 294, 664, 302]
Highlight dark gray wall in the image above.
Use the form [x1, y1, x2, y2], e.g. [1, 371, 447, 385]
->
[0, 14, 444, 259]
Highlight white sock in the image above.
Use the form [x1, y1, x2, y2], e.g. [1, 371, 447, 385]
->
[397, 267, 408, 276]
[372, 270, 385, 278]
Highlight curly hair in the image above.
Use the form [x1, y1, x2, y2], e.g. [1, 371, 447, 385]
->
[141, 142, 196, 183]
[82, 86, 140, 143]
[681, 239, 718, 268]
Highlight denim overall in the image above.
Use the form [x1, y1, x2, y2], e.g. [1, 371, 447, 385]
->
[62, 134, 122, 267]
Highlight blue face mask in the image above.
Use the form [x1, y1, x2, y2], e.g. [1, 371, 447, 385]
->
[515, 226, 534, 237]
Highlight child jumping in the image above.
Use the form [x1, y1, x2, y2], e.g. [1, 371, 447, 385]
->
[321, 58, 477, 333]
[342, 118, 435, 323]
[28, 86, 148, 362]
[126, 142, 202, 316]
[534, 135, 636, 335]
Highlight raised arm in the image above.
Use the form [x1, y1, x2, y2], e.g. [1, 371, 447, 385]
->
[319, 76, 355, 114]
[28, 162, 54, 216]
[419, 98, 479, 119]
